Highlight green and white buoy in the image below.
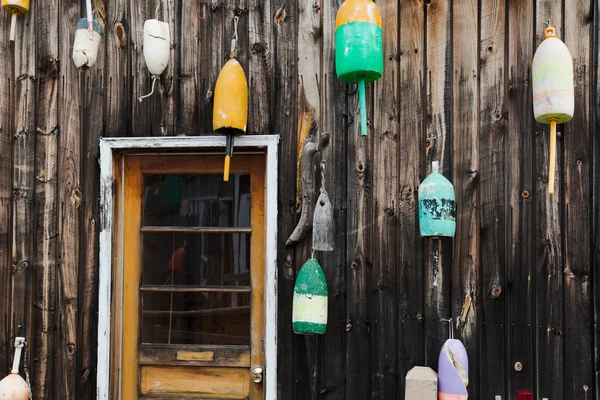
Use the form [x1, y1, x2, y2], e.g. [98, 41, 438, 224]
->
[292, 258, 328, 335]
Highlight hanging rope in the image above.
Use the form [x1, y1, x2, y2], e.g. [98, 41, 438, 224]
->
[86, 0, 94, 39]
[230, 16, 239, 59]
[155, 0, 161, 19]
[442, 318, 454, 340]
[320, 160, 327, 194]
[138, 75, 159, 102]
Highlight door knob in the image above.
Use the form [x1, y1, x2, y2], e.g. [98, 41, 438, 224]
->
[252, 367, 263, 383]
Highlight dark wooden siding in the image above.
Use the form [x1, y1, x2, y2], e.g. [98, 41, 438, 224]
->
[0, 0, 597, 399]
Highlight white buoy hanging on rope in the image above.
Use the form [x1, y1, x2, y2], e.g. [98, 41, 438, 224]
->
[0, 329, 31, 400]
[139, 18, 171, 102]
[72, 17, 103, 68]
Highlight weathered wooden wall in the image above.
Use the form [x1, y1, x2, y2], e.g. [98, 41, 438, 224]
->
[0, 0, 597, 399]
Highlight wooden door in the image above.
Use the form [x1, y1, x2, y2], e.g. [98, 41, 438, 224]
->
[122, 154, 266, 399]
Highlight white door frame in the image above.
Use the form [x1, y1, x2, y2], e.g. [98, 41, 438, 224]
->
[97, 135, 279, 400]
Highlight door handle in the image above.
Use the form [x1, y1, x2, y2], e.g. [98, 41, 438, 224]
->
[252, 367, 263, 383]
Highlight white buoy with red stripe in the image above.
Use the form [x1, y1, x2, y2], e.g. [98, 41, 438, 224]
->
[532, 22, 574, 194]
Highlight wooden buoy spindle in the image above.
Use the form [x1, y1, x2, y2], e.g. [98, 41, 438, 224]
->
[1, 0, 30, 42]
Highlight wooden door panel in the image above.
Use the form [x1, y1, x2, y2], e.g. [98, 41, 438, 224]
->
[122, 154, 266, 399]
[139, 344, 251, 368]
[140, 366, 250, 398]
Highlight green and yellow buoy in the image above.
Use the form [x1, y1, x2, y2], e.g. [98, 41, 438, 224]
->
[292, 258, 328, 335]
[335, 0, 383, 136]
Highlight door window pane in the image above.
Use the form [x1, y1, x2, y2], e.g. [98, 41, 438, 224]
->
[141, 292, 250, 345]
[141, 232, 251, 287]
[143, 174, 251, 227]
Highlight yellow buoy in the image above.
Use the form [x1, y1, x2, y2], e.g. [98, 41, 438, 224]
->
[213, 16, 248, 181]
[2, 0, 29, 41]
[213, 58, 248, 133]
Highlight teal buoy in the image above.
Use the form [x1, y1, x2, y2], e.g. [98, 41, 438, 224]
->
[292, 258, 328, 335]
[335, 0, 383, 136]
[418, 161, 456, 238]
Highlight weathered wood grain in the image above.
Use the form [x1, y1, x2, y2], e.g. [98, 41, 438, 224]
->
[271, 0, 298, 398]
[0, 11, 12, 377]
[130, 0, 176, 136]
[424, 0, 452, 371]
[177, 0, 200, 134]
[398, 0, 425, 393]
[248, 0, 271, 134]
[0, 1, 596, 399]
[563, 1, 593, 397]
[370, 0, 399, 398]
[56, 1, 81, 398]
[533, 2, 564, 397]
[594, 0, 600, 396]
[345, 17, 374, 400]
[318, 0, 347, 398]
[199, 0, 224, 135]
[33, 0, 59, 397]
[139, 344, 251, 367]
[478, 0, 506, 397]
[452, 0, 480, 396]
[105, 0, 130, 137]
[11, 0, 35, 384]
[77, 2, 107, 395]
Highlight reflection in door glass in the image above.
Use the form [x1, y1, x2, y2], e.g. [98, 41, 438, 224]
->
[141, 292, 250, 345]
[141, 232, 250, 287]
[143, 174, 251, 227]
[140, 173, 253, 346]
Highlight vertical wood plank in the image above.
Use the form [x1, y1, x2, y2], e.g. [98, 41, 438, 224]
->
[11, 0, 36, 381]
[451, 0, 480, 396]
[533, 2, 564, 397]
[34, 0, 59, 397]
[0, 11, 12, 376]
[121, 156, 142, 399]
[56, 1, 81, 398]
[77, 2, 107, 397]
[130, 0, 176, 136]
[424, 0, 452, 370]
[249, 157, 267, 400]
[563, 0, 593, 397]
[593, 0, 600, 395]
[478, 0, 507, 397]
[319, 0, 347, 398]
[105, 0, 130, 137]
[295, 0, 322, 397]
[371, 0, 399, 398]
[199, 0, 224, 135]
[398, 0, 425, 393]
[177, 0, 200, 135]
[248, 0, 272, 134]
[271, 0, 298, 398]
[344, 47, 374, 400]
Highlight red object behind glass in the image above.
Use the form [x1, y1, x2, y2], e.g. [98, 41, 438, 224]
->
[517, 390, 532, 400]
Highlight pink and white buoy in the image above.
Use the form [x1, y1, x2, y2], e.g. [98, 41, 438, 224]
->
[0, 335, 30, 399]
